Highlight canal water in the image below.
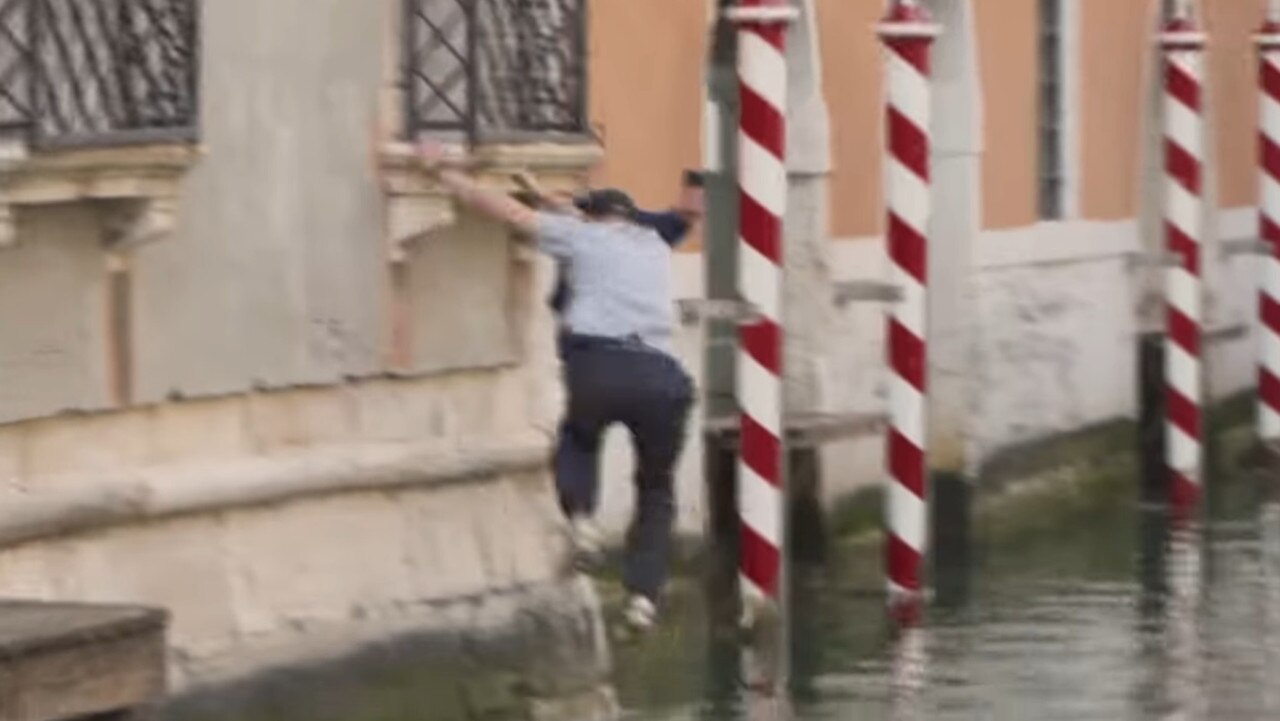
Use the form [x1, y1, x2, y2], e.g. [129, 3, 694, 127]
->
[612, 468, 1280, 720]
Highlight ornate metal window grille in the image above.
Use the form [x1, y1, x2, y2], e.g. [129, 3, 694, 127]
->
[405, 0, 588, 141]
[0, 0, 199, 149]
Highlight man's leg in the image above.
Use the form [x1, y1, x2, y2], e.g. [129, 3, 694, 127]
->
[621, 360, 694, 605]
[553, 346, 614, 571]
[554, 416, 604, 517]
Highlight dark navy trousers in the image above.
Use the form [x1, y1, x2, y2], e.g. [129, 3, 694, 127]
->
[554, 334, 694, 600]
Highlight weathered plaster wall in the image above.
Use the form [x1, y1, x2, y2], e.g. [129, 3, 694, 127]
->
[132, 0, 390, 401]
[968, 223, 1142, 460]
[405, 215, 521, 375]
[1207, 207, 1266, 401]
[0, 0, 571, 674]
[0, 206, 110, 423]
[0, 0, 530, 419]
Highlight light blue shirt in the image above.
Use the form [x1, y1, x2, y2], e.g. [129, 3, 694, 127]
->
[535, 212, 674, 354]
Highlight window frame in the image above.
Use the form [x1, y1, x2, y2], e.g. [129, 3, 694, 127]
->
[402, 0, 590, 144]
[0, 0, 201, 150]
[1037, 0, 1076, 221]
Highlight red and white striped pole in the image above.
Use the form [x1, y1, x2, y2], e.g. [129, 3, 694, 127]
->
[1160, 4, 1206, 518]
[878, 0, 938, 618]
[1257, 5, 1280, 449]
[727, 0, 796, 625]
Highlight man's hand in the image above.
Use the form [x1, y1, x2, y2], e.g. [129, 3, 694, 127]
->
[512, 170, 542, 195]
[417, 138, 468, 176]
[416, 138, 451, 172]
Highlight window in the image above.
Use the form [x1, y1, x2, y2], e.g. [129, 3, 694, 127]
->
[404, 0, 588, 142]
[1037, 0, 1065, 220]
[0, 0, 199, 149]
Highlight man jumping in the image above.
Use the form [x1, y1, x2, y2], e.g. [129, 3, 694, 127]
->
[419, 142, 695, 633]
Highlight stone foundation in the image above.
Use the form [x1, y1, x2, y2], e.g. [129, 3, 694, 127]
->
[0, 365, 615, 713]
[158, 576, 617, 721]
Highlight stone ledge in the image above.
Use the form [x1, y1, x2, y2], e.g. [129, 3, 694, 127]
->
[0, 143, 202, 250]
[0, 435, 551, 549]
[378, 140, 602, 262]
[163, 576, 613, 719]
[0, 601, 167, 721]
[0, 601, 167, 659]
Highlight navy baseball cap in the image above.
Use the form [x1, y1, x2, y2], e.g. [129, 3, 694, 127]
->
[573, 188, 637, 218]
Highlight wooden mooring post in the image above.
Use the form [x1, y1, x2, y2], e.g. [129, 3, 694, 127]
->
[0, 601, 167, 721]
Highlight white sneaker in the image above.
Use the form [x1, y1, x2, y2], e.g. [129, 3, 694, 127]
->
[622, 594, 657, 632]
[567, 515, 604, 571]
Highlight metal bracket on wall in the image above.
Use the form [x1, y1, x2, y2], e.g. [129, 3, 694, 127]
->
[1135, 321, 1248, 344]
[99, 197, 180, 253]
[1204, 322, 1249, 343]
[1124, 250, 1183, 270]
[704, 410, 887, 449]
[1218, 237, 1271, 259]
[833, 280, 903, 307]
[677, 298, 764, 326]
[0, 204, 16, 249]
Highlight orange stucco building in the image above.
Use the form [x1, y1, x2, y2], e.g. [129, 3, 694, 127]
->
[586, 0, 1270, 238]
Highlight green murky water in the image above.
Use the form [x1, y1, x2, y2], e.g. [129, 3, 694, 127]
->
[611, 468, 1280, 720]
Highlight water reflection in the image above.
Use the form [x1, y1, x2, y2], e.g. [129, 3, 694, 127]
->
[1158, 522, 1205, 721]
[616, 470, 1280, 721]
[1261, 501, 1280, 715]
[888, 627, 928, 721]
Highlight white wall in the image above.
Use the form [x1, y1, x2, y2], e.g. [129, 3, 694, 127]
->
[1209, 207, 1263, 401]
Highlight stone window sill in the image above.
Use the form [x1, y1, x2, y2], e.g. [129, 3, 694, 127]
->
[0, 143, 203, 251]
[378, 140, 603, 262]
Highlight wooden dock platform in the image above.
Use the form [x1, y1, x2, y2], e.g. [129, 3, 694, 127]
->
[0, 601, 167, 721]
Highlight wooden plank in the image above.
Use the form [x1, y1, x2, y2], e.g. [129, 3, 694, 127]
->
[0, 601, 167, 721]
[703, 411, 886, 448]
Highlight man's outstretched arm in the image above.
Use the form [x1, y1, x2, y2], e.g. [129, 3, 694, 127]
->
[418, 140, 585, 259]
[512, 171, 583, 218]
[419, 141, 539, 236]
